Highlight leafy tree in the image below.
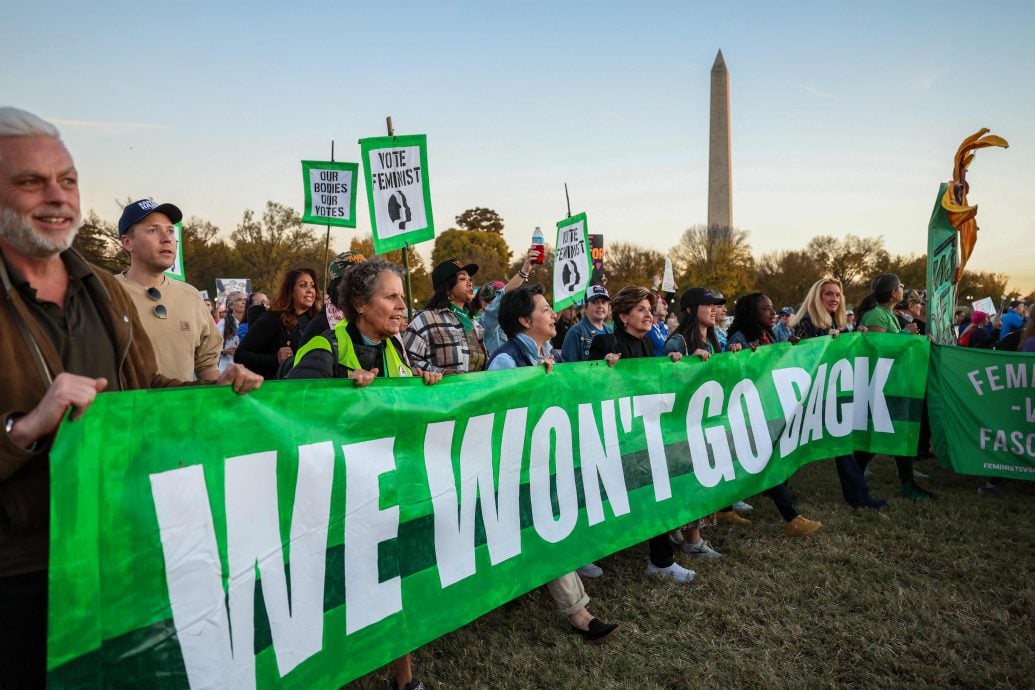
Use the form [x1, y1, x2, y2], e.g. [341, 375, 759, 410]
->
[431, 228, 512, 285]
[604, 241, 665, 294]
[181, 218, 237, 297]
[73, 211, 127, 274]
[455, 207, 505, 234]
[671, 225, 756, 300]
[804, 235, 889, 300]
[883, 254, 927, 300]
[957, 271, 1012, 306]
[348, 235, 432, 308]
[755, 249, 824, 310]
[230, 202, 324, 293]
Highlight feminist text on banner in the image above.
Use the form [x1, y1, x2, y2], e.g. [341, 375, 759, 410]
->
[589, 234, 604, 286]
[164, 222, 185, 282]
[553, 212, 591, 311]
[925, 183, 958, 345]
[928, 345, 1035, 480]
[300, 161, 359, 228]
[360, 134, 434, 253]
[46, 334, 928, 689]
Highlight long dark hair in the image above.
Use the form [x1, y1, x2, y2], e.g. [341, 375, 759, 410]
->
[425, 274, 472, 313]
[728, 292, 773, 343]
[271, 267, 319, 330]
[222, 292, 244, 341]
[855, 273, 900, 325]
[671, 299, 719, 353]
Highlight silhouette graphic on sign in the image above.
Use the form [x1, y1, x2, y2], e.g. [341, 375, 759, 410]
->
[388, 191, 412, 230]
[561, 260, 582, 292]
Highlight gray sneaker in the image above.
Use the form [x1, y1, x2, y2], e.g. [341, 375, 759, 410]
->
[577, 563, 604, 578]
[681, 538, 722, 561]
[731, 500, 753, 513]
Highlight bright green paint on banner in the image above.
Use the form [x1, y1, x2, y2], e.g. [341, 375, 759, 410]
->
[926, 183, 959, 346]
[929, 345, 1035, 479]
[47, 334, 928, 689]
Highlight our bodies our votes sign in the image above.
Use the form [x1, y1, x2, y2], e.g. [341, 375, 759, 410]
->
[553, 212, 591, 311]
[164, 222, 185, 282]
[360, 134, 434, 253]
[300, 161, 358, 227]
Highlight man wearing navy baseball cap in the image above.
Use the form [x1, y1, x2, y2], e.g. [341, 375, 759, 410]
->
[115, 199, 224, 381]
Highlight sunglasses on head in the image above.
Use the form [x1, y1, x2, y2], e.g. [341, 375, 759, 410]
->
[146, 287, 167, 319]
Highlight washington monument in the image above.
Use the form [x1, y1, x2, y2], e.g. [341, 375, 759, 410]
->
[707, 50, 732, 233]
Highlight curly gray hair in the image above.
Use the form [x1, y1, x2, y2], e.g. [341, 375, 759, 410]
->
[336, 259, 405, 321]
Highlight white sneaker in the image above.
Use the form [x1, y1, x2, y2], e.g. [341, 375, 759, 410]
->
[667, 528, 685, 546]
[731, 500, 753, 513]
[913, 469, 929, 479]
[645, 561, 696, 583]
[681, 538, 722, 561]
[577, 563, 604, 578]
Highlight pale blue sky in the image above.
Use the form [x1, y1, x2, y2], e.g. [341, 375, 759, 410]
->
[4, 0, 1033, 292]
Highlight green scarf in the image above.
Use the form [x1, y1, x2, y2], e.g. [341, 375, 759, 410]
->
[449, 303, 473, 333]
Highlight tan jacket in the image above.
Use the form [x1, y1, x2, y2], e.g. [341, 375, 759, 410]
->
[0, 249, 181, 575]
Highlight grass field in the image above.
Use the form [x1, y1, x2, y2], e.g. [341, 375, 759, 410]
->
[347, 457, 1035, 689]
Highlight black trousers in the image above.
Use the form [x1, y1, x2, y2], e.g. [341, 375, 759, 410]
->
[764, 482, 798, 522]
[0, 570, 47, 689]
[648, 534, 675, 568]
[856, 451, 913, 484]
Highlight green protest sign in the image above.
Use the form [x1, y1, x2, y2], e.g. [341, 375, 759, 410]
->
[164, 222, 185, 282]
[926, 183, 959, 345]
[553, 212, 591, 311]
[47, 334, 927, 689]
[359, 134, 434, 253]
[300, 160, 359, 227]
[928, 345, 1035, 480]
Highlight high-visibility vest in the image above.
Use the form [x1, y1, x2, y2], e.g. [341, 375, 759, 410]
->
[293, 319, 413, 378]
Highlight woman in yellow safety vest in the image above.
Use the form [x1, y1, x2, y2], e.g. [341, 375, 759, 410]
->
[289, 260, 441, 387]
[287, 259, 437, 690]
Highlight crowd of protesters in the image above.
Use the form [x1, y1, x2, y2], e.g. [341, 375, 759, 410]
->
[2, 106, 1032, 690]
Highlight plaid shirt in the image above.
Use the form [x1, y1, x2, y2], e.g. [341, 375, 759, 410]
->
[403, 307, 485, 374]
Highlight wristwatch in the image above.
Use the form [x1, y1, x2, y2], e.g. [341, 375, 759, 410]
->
[5, 414, 40, 452]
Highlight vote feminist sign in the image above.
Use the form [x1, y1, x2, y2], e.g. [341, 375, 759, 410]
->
[300, 161, 359, 227]
[360, 134, 434, 253]
[553, 212, 592, 311]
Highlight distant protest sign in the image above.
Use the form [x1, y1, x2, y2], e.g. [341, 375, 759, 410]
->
[360, 134, 434, 253]
[300, 161, 358, 227]
[662, 257, 676, 293]
[164, 222, 185, 282]
[553, 213, 591, 311]
[589, 234, 604, 286]
[216, 278, 251, 299]
[929, 345, 1035, 480]
[45, 334, 927, 688]
[972, 297, 995, 315]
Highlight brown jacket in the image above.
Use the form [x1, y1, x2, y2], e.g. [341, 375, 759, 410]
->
[1, 249, 181, 575]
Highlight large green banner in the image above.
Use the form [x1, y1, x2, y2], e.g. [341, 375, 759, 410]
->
[928, 345, 1035, 479]
[47, 334, 928, 689]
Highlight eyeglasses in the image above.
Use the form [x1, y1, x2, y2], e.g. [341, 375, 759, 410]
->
[146, 287, 167, 319]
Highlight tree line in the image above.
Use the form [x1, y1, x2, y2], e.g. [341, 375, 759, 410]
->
[73, 204, 1030, 309]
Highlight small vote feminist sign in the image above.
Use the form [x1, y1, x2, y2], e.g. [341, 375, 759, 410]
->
[360, 134, 435, 253]
[301, 161, 359, 228]
[553, 212, 592, 311]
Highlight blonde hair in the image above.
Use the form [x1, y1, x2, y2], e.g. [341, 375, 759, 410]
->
[791, 278, 846, 331]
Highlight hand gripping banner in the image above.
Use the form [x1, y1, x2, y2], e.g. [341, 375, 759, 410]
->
[46, 334, 928, 688]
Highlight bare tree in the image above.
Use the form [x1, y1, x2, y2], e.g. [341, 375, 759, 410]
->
[670, 225, 756, 299]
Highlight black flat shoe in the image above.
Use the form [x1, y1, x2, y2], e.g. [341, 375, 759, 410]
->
[570, 618, 618, 643]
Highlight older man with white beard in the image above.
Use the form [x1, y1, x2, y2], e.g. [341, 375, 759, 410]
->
[0, 107, 261, 687]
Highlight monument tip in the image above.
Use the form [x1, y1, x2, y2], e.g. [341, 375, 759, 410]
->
[712, 49, 726, 71]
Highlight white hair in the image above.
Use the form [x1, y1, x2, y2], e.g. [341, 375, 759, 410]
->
[0, 107, 60, 139]
[0, 107, 61, 164]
